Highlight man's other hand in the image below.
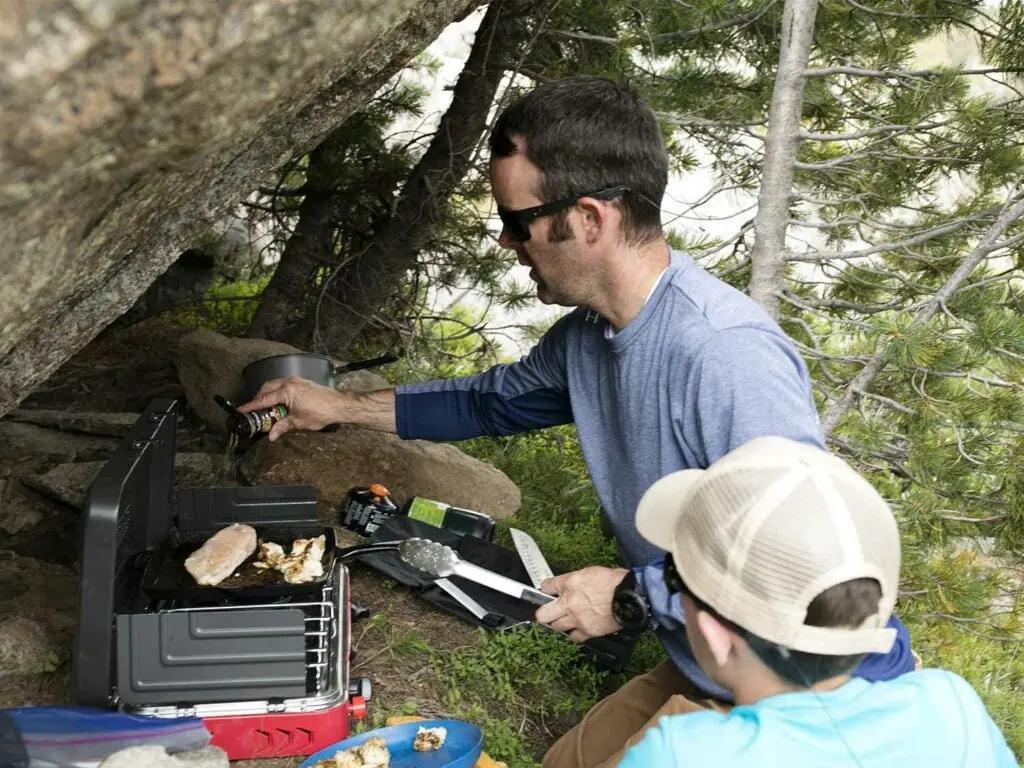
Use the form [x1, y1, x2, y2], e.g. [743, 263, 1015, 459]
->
[238, 377, 342, 441]
[535, 566, 629, 643]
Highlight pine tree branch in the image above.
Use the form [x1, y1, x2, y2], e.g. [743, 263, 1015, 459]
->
[821, 192, 1024, 436]
[747, 0, 819, 319]
[804, 65, 1022, 80]
[650, 5, 780, 42]
[786, 212, 999, 262]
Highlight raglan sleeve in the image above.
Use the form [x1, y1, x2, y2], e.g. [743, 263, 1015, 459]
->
[637, 325, 825, 629]
[394, 314, 574, 441]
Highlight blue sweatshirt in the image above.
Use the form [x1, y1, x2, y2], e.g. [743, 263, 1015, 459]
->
[395, 249, 915, 697]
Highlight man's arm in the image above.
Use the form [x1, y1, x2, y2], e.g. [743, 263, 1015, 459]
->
[240, 313, 574, 442]
[395, 314, 573, 441]
[239, 379, 398, 440]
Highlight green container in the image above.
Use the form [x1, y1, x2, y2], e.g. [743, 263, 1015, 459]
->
[402, 497, 495, 541]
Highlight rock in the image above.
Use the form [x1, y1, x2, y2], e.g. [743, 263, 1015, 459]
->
[0, 617, 63, 677]
[0, 477, 45, 535]
[22, 453, 218, 510]
[99, 746, 228, 768]
[175, 329, 308, 431]
[337, 368, 391, 393]
[0, 551, 78, 632]
[7, 409, 141, 437]
[239, 426, 521, 519]
[0, 421, 118, 462]
[0, 0, 482, 419]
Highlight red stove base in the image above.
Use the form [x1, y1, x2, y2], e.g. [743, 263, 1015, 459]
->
[205, 697, 368, 760]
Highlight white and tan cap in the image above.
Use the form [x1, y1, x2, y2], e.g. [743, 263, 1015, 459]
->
[636, 436, 900, 656]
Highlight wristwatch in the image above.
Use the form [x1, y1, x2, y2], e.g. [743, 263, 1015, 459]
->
[612, 570, 650, 631]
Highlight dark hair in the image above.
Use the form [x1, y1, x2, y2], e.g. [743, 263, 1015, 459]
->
[489, 76, 668, 246]
[683, 576, 883, 687]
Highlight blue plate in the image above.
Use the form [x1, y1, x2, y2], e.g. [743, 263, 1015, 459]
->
[300, 719, 483, 768]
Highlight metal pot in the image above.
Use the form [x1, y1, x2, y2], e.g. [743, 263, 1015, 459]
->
[242, 354, 335, 401]
[242, 352, 399, 401]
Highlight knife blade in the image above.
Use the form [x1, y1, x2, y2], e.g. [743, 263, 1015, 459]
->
[435, 578, 503, 627]
[510, 528, 555, 589]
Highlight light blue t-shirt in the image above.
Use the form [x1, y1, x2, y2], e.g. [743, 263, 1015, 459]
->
[617, 670, 1019, 768]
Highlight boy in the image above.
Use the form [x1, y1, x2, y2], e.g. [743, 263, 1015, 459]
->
[617, 436, 1017, 767]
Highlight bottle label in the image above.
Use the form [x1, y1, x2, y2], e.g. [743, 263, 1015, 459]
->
[406, 497, 447, 528]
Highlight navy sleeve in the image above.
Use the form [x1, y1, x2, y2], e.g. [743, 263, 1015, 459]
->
[394, 314, 574, 441]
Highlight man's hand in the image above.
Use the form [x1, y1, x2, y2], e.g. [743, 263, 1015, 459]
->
[534, 566, 629, 643]
[238, 377, 343, 441]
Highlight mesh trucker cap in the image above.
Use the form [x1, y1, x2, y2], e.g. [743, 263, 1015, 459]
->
[635, 436, 900, 656]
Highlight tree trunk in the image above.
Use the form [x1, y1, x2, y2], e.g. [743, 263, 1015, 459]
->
[821, 193, 1024, 436]
[245, 137, 347, 340]
[307, 0, 535, 355]
[747, 0, 820, 319]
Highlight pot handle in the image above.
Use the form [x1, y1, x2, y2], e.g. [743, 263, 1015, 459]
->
[332, 353, 400, 375]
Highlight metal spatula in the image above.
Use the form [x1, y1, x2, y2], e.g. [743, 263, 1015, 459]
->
[398, 538, 555, 606]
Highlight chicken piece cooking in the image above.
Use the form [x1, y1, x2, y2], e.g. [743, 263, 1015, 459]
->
[185, 524, 257, 586]
[413, 725, 447, 751]
[252, 535, 326, 584]
[252, 541, 285, 569]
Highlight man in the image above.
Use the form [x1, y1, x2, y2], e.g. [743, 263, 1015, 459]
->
[240, 76, 917, 766]
[615, 436, 1016, 768]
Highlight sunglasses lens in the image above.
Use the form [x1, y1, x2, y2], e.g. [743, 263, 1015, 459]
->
[497, 209, 530, 242]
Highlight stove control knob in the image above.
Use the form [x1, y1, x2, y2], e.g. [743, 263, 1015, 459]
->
[349, 676, 373, 701]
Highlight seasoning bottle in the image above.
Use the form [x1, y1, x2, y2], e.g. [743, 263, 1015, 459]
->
[341, 483, 399, 536]
[401, 497, 495, 541]
[214, 395, 288, 438]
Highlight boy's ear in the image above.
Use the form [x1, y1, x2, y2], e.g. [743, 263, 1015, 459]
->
[696, 610, 734, 669]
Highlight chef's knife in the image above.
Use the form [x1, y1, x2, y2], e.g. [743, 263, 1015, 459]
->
[398, 538, 555, 606]
[510, 528, 555, 589]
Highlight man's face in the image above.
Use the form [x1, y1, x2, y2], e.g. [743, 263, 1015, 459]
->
[489, 146, 590, 307]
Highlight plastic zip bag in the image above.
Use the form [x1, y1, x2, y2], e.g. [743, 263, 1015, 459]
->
[0, 706, 210, 768]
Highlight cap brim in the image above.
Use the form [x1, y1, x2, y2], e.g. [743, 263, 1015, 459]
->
[635, 469, 704, 551]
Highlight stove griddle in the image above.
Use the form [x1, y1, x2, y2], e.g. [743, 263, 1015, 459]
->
[141, 525, 337, 602]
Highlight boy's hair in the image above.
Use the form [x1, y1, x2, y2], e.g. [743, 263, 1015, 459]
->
[489, 76, 668, 246]
[684, 575, 883, 686]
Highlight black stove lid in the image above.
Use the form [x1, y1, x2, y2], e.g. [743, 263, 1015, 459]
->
[74, 399, 179, 707]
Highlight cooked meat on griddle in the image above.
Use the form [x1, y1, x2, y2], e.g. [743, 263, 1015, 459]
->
[252, 534, 326, 584]
[252, 540, 286, 569]
[185, 523, 257, 586]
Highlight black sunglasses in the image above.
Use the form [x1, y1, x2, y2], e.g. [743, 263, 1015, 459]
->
[496, 186, 632, 243]
[664, 553, 689, 597]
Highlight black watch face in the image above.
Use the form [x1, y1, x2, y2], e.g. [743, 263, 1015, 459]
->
[614, 592, 646, 629]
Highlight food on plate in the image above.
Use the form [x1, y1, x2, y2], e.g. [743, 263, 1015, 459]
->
[332, 751, 364, 768]
[358, 736, 390, 766]
[254, 535, 327, 584]
[185, 523, 257, 586]
[413, 725, 447, 751]
[310, 735, 390, 767]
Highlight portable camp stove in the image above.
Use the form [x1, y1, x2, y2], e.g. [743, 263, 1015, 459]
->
[72, 399, 370, 760]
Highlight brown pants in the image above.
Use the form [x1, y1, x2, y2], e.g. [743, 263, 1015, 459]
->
[542, 661, 731, 768]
